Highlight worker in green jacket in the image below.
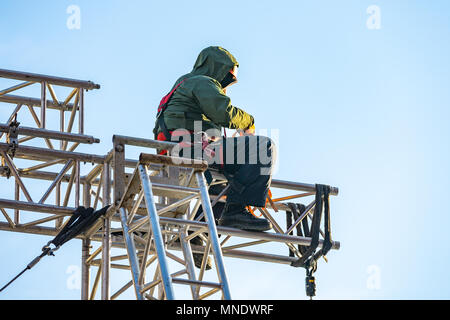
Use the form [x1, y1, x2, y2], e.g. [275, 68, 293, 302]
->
[153, 46, 275, 233]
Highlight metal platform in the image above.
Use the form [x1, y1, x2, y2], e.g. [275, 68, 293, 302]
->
[0, 69, 340, 300]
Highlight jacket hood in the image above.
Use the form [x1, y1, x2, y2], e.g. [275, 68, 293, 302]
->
[191, 46, 239, 84]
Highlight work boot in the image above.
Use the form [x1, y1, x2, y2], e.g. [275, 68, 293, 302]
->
[190, 235, 213, 270]
[174, 232, 212, 270]
[218, 203, 272, 232]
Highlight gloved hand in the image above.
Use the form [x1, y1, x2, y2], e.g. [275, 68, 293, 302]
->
[244, 124, 255, 135]
[233, 124, 255, 137]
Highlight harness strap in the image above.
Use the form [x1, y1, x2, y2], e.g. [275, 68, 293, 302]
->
[0, 205, 110, 293]
[157, 79, 186, 114]
[286, 203, 307, 257]
[157, 116, 173, 142]
[155, 79, 187, 140]
[52, 205, 110, 247]
[286, 207, 294, 257]
[290, 184, 332, 268]
[313, 186, 332, 259]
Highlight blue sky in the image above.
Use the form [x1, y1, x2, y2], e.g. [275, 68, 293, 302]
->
[1, 0, 450, 300]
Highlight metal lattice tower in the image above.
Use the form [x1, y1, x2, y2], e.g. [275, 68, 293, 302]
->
[0, 69, 340, 300]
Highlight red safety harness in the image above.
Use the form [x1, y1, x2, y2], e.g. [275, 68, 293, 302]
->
[156, 79, 192, 155]
[155, 79, 220, 162]
[157, 79, 186, 115]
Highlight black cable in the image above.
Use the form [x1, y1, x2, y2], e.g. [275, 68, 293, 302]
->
[0, 206, 109, 293]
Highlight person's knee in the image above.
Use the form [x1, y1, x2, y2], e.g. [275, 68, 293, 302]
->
[255, 135, 274, 148]
[256, 136, 275, 159]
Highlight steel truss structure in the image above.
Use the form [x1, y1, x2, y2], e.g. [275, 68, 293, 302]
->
[0, 68, 340, 300]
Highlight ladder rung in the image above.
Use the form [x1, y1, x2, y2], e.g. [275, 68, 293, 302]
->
[171, 278, 222, 289]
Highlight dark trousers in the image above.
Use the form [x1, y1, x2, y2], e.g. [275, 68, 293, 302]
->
[174, 134, 275, 207]
[208, 135, 275, 207]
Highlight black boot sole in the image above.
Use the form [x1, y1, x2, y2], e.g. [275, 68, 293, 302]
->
[193, 253, 212, 270]
[218, 218, 272, 232]
[186, 235, 213, 271]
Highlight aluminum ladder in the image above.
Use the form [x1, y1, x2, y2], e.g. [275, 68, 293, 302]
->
[117, 153, 231, 300]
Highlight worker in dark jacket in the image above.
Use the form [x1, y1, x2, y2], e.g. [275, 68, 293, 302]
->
[153, 46, 275, 232]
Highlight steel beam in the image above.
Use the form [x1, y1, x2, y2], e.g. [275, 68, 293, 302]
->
[0, 94, 77, 111]
[101, 161, 111, 300]
[0, 68, 100, 90]
[0, 123, 100, 144]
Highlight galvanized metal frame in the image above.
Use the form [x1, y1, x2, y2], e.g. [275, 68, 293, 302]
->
[0, 69, 340, 300]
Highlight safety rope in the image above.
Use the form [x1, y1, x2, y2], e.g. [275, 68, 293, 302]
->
[285, 184, 333, 299]
[289, 184, 332, 268]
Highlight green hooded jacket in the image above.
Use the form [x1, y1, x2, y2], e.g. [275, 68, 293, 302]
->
[153, 46, 254, 138]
